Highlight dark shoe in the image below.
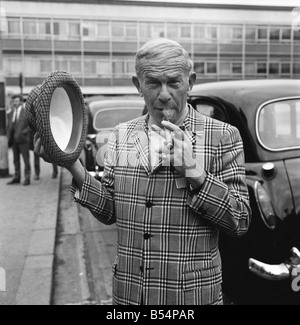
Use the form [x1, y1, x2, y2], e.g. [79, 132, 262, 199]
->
[23, 179, 30, 186]
[34, 174, 40, 181]
[7, 179, 20, 185]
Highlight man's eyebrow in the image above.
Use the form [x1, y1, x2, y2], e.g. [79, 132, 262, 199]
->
[144, 73, 183, 79]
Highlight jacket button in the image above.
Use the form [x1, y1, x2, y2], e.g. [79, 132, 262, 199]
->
[144, 233, 152, 240]
[145, 201, 154, 208]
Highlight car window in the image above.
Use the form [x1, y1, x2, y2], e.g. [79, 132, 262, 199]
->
[195, 103, 227, 122]
[257, 98, 300, 151]
[93, 107, 143, 131]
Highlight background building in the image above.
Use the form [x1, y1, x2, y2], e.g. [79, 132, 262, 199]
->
[1, 0, 300, 96]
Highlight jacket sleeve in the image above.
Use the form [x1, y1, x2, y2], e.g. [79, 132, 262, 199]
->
[70, 128, 118, 225]
[187, 124, 251, 238]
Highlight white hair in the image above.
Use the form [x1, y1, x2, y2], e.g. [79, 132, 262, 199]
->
[135, 38, 194, 78]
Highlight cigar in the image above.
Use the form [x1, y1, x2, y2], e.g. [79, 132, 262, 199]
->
[165, 127, 173, 150]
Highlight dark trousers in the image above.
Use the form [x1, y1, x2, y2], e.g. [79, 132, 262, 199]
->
[12, 141, 31, 181]
[34, 152, 58, 176]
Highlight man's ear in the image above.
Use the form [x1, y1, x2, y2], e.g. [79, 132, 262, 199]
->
[132, 76, 143, 97]
[188, 72, 197, 92]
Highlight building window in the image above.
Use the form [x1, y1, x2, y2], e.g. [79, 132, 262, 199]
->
[281, 63, 290, 74]
[220, 62, 230, 75]
[70, 60, 82, 74]
[55, 60, 68, 72]
[98, 22, 110, 38]
[281, 28, 291, 41]
[194, 62, 205, 74]
[140, 22, 152, 38]
[232, 62, 242, 74]
[113, 61, 125, 76]
[293, 31, 300, 42]
[4, 58, 22, 76]
[257, 62, 267, 74]
[69, 22, 81, 38]
[23, 20, 37, 35]
[38, 20, 51, 36]
[269, 62, 279, 74]
[53, 21, 67, 38]
[245, 62, 256, 75]
[84, 60, 97, 75]
[293, 63, 300, 74]
[24, 58, 39, 76]
[206, 26, 217, 40]
[245, 26, 256, 41]
[194, 25, 205, 39]
[112, 22, 124, 38]
[97, 60, 111, 77]
[180, 25, 191, 39]
[207, 62, 217, 74]
[7, 19, 20, 35]
[232, 26, 243, 40]
[270, 28, 280, 42]
[257, 27, 268, 41]
[40, 60, 52, 74]
[82, 21, 97, 38]
[53, 22, 60, 35]
[167, 23, 179, 39]
[126, 61, 135, 74]
[152, 23, 165, 38]
[126, 23, 137, 38]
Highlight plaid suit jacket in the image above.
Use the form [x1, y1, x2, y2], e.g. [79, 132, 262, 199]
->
[72, 105, 251, 305]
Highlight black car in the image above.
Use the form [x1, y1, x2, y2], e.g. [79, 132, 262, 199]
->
[188, 79, 300, 305]
[80, 96, 145, 179]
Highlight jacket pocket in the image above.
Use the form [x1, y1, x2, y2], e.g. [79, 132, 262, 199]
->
[183, 266, 222, 305]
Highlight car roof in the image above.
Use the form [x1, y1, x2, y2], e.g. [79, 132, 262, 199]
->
[85, 94, 140, 104]
[189, 79, 300, 113]
[87, 98, 145, 117]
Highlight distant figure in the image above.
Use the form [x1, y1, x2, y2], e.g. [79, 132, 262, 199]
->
[33, 151, 58, 180]
[7, 95, 31, 186]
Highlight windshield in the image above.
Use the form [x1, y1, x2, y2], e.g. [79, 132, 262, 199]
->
[93, 106, 144, 131]
[257, 98, 300, 151]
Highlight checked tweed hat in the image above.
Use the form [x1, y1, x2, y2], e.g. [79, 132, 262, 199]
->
[25, 70, 87, 168]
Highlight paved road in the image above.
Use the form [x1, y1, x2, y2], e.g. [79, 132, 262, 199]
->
[0, 148, 60, 305]
[51, 168, 117, 305]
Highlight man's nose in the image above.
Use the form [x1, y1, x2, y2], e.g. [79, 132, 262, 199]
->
[158, 85, 171, 103]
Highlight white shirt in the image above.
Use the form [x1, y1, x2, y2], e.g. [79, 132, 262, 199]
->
[13, 105, 22, 123]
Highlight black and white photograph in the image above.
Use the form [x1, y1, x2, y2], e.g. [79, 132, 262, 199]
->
[0, 0, 299, 308]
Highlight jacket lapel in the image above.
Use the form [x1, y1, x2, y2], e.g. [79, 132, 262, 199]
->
[131, 116, 151, 175]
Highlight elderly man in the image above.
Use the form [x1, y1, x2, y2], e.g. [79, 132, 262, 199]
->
[35, 38, 251, 305]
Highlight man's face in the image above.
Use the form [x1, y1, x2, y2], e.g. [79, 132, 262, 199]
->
[133, 62, 196, 126]
[12, 98, 21, 109]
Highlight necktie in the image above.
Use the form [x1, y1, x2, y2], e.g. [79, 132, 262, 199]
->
[13, 107, 19, 123]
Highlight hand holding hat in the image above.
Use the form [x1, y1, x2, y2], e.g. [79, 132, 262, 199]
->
[25, 70, 87, 169]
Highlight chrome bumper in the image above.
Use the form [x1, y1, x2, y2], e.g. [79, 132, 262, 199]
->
[249, 247, 300, 281]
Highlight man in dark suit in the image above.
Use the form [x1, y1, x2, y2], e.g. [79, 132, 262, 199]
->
[7, 94, 31, 186]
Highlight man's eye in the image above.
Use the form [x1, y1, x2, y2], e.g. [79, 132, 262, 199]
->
[169, 81, 180, 86]
[148, 81, 158, 85]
